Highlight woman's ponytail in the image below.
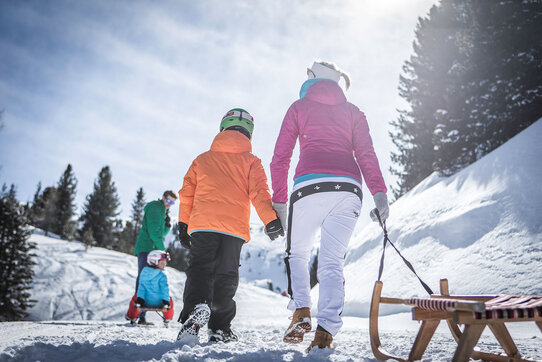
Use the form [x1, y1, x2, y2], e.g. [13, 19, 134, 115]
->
[311, 60, 351, 91]
[340, 71, 350, 91]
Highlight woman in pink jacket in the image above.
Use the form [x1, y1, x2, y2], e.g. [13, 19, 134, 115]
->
[270, 60, 389, 350]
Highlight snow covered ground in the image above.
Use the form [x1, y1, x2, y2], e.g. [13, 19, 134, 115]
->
[1, 120, 541, 361]
[1, 233, 539, 361]
[1, 314, 539, 361]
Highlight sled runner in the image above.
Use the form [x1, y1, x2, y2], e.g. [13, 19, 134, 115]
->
[369, 279, 542, 362]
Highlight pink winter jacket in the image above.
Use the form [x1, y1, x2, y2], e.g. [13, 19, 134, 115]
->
[270, 80, 387, 203]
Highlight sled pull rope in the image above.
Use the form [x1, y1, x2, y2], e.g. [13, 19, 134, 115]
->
[155, 310, 166, 321]
[373, 209, 434, 295]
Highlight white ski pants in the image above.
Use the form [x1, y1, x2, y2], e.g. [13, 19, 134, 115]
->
[285, 181, 362, 336]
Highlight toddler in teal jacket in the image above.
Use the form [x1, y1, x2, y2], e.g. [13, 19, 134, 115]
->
[126, 250, 174, 323]
[137, 267, 170, 307]
[137, 250, 171, 308]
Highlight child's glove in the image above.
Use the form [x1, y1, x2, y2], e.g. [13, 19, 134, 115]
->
[177, 222, 192, 249]
[265, 218, 284, 241]
[162, 300, 171, 310]
[135, 297, 146, 308]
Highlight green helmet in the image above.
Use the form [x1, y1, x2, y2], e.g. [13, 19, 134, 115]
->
[220, 108, 254, 139]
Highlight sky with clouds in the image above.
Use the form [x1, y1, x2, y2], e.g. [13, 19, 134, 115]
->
[0, 0, 437, 225]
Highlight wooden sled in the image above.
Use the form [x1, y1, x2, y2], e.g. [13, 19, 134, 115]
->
[369, 279, 542, 362]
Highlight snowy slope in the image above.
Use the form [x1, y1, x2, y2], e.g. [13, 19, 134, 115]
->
[26, 233, 291, 323]
[28, 234, 180, 321]
[239, 224, 289, 294]
[339, 118, 542, 316]
[1, 234, 540, 361]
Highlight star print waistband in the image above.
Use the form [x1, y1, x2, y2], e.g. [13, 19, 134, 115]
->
[290, 182, 363, 204]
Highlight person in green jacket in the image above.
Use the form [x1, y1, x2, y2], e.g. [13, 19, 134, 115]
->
[125, 190, 176, 325]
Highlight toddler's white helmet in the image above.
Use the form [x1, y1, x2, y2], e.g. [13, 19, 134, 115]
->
[147, 250, 170, 266]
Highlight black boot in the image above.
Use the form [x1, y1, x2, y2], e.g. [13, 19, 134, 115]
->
[208, 328, 239, 343]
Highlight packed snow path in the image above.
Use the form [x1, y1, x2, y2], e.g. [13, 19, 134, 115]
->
[1, 317, 540, 361]
[1, 235, 540, 361]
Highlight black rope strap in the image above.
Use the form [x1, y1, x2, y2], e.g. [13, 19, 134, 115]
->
[374, 209, 434, 295]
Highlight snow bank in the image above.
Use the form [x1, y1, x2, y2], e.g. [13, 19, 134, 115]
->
[341, 119, 542, 316]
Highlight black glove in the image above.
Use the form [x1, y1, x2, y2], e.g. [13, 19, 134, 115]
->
[177, 222, 192, 249]
[165, 210, 171, 228]
[162, 300, 171, 309]
[265, 218, 284, 241]
[135, 297, 146, 308]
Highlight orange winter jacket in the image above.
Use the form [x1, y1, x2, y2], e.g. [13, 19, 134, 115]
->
[178, 130, 277, 242]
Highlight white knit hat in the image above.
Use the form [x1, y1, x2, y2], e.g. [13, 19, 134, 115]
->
[307, 60, 350, 90]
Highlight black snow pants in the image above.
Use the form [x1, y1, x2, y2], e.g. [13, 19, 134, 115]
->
[179, 231, 243, 331]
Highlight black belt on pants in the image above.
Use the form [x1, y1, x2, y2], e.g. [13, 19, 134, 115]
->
[289, 181, 363, 204]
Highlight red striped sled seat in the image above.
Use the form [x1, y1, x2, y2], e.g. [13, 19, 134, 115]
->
[474, 295, 542, 320]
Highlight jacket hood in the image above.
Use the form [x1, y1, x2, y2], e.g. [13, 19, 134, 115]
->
[210, 130, 252, 153]
[302, 79, 347, 106]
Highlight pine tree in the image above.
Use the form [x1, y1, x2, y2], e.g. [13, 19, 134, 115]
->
[28, 182, 43, 226]
[82, 228, 94, 250]
[434, 0, 542, 175]
[0, 111, 3, 174]
[118, 220, 135, 254]
[30, 185, 58, 235]
[80, 166, 120, 248]
[112, 188, 146, 255]
[389, 1, 462, 197]
[390, 0, 542, 196]
[53, 164, 77, 240]
[130, 187, 146, 245]
[432, 0, 482, 176]
[0, 184, 36, 321]
[111, 219, 124, 251]
[166, 243, 190, 272]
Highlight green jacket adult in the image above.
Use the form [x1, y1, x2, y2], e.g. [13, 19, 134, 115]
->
[134, 199, 171, 255]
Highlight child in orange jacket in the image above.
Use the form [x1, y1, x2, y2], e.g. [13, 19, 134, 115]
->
[176, 108, 284, 344]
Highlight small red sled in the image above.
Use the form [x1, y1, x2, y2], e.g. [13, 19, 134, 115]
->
[126, 294, 174, 328]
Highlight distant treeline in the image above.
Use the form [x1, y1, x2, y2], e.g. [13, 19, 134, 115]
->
[27, 164, 145, 255]
[25, 163, 189, 271]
